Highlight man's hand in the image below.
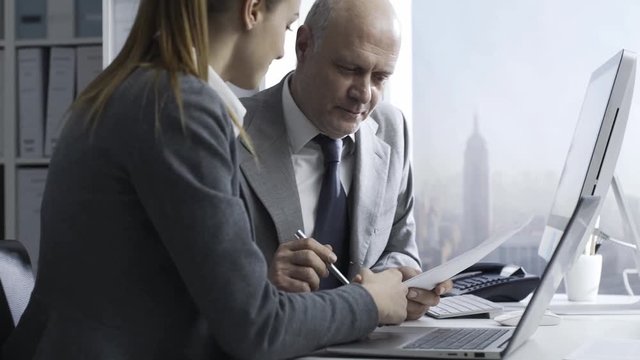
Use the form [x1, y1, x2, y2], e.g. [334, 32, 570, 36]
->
[397, 266, 453, 320]
[268, 237, 337, 292]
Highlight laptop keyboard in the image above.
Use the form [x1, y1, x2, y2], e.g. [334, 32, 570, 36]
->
[427, 294, 503, 319]
[403, 328, 510, 350]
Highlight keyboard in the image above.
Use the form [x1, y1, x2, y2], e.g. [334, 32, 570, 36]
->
[404, 328, 510, 350]
[426, 294, 503, 319]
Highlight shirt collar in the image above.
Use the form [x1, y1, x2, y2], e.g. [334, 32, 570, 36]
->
[207, 66, 246, 137]
[282, 73, 355, 153]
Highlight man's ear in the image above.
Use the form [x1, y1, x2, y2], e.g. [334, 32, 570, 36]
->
[241, 0, 265, 30]
[295, 25, 314, 63]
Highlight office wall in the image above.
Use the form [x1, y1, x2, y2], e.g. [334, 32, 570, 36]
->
[411, 0, 640, 294]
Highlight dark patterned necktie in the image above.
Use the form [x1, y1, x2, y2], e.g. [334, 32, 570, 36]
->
[313, 134, 349, 289]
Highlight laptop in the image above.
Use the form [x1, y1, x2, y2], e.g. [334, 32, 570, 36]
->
[323, 195, 601, 359]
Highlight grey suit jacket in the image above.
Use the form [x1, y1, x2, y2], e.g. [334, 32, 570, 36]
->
[238, 75, 421, 279]
[3, 68, 378, 360]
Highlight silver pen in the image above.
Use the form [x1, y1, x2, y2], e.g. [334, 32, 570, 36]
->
[295, 229, 350, 285]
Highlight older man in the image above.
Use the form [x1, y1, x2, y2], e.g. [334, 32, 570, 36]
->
[238, 0, 451, 320]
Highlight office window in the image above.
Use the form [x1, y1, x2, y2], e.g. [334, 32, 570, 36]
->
[262, 0, 640, 294]
[406, 0, 640, 294]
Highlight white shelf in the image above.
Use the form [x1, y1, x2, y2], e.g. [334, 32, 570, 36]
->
[2, 0, 104, 240]
[15, 158, 51, 166]
[15, 37, 102, 48]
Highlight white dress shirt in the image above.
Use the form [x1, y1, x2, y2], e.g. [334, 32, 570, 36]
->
[282, 74, 355, 236]
[206, 66, 245, 137]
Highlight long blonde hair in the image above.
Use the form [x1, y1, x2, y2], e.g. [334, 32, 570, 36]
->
[73, 0, 254, 147]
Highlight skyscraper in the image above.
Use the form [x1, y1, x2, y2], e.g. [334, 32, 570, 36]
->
[462, 114, 491, 251]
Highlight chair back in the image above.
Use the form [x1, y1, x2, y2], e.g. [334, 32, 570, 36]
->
[0, 240, 35, 346]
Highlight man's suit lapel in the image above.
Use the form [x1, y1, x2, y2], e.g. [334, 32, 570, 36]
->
[350, 119, 390, 274]
[239, 83, 303, 244]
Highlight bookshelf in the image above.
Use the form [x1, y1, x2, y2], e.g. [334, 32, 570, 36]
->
[1, 0, 103, 266]
[16, 37, 101, 48]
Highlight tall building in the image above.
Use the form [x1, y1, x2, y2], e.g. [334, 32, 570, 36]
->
[461, 114, 491, 251]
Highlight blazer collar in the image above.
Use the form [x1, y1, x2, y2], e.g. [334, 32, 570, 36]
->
[206, 66, 245, 137]
[239, 78, 304, 243]
[349, 118, 391, 272]
[239, 76, 392, 263]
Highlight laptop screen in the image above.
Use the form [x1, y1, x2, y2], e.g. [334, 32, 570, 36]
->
[505, 195, 601, 356]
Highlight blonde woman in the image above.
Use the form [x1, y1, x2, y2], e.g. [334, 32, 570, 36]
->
[4, 0, 409, 359]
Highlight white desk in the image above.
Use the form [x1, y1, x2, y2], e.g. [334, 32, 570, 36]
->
[299, 295, 640, 360]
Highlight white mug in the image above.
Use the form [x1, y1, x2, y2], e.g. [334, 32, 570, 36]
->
[564, 254, 603, 302]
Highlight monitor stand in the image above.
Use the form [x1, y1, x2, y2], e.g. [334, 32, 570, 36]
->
[610, 174, 640, 279]
[549, 175, 640, 314]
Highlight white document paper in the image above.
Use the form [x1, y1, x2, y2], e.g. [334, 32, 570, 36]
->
[404, 220, 532, 290]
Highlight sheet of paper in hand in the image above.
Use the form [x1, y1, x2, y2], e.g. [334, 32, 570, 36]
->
[404, 219, 533, 290]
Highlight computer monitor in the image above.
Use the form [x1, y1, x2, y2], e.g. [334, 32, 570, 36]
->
[538, 49, 637, 264]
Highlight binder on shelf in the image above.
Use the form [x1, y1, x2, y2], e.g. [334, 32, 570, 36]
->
[16, 0, 47, 39]
[76, 46, 102, 96]
[1, 49, 4, 158]
[17, 167, 48, 270]
[0, 167, 4, 239]
[45, 47, 75, 157]
[0, 0, 5, 40]
[18, 47, 48, 158]
[47, 0, 74, 40]
[75, 0, 102, 38]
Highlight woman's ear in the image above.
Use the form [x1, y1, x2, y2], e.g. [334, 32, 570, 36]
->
[241, 0, 265, 30]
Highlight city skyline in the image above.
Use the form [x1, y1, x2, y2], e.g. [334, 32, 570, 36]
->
[414, 111, 640, 293]
[411, 0, 640, 197]
[410, 1, 640, 294]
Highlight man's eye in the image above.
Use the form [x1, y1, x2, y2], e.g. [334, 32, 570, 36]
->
[374, 74, 389, 83]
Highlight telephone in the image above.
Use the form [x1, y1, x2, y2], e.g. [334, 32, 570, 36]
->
[446, 262, 541, 302]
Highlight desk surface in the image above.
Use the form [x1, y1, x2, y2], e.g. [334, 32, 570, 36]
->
[299, 295, 640, 360]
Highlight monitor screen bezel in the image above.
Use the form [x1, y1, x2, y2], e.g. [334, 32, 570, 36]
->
[539, 49, 636, 261]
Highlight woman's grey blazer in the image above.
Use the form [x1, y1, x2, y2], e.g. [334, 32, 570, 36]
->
[3, 68, 377, 359]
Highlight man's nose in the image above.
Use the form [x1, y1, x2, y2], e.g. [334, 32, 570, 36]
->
[348, 77, 372, 104]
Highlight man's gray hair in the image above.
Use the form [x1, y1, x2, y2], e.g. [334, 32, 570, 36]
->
[304, 0, 337, 50]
